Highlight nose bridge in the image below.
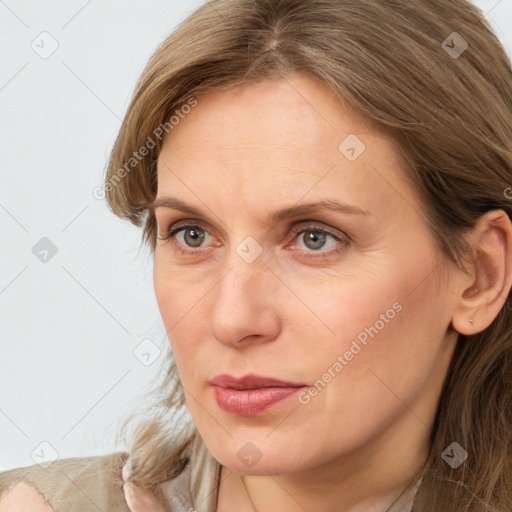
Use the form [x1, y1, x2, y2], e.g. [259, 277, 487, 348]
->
[209, 242, 279, 345]
[216, 243, 268, 309]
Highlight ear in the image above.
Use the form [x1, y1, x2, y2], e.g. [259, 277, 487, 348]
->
[451, 210, 512, 336]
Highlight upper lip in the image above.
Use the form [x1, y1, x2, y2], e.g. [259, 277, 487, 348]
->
[209, 373, 307, 390]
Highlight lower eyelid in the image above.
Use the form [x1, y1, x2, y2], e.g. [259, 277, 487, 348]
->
[289, 235, 348, 257]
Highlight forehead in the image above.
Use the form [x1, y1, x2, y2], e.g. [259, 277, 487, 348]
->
[161, 74, 376, 154]
[158, 75, 404, 171]
[154, 74, 417, 227]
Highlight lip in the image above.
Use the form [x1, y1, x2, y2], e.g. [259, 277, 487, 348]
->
[209, 373, 307, 390]
[209, 373, 308, 416]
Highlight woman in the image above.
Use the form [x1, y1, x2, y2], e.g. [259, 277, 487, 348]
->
[1, 0, 512, 511]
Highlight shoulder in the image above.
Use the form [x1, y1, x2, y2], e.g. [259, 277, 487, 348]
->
[0, 451, 131, 512]
[0, 481, 53, 511]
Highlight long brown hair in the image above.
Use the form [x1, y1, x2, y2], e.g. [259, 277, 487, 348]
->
[107, 1, 512, 510]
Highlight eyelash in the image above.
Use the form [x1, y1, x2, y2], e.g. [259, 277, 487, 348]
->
[157, 220, 349, 258]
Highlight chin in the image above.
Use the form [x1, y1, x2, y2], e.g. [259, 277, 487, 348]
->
[205, 435, 313, 476]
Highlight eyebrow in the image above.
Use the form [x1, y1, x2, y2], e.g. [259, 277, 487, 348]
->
[151, 196, 372, 223]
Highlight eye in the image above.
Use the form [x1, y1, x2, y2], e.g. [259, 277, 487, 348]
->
[157, 220, 349, 258]
[288, 223, 349, 257]
[157, 222, 215, 253]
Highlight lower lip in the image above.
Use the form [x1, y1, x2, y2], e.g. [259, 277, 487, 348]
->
[211, 385, 306, 416]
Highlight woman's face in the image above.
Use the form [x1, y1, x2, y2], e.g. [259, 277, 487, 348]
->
[153, 73, 460, 476]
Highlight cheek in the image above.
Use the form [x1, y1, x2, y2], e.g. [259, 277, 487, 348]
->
[291, 251, 446, 392]
[154, 243, 446, 394]
[153, 255, 208, 325]
[281, 263, 407, 368]
[152, 264, 206, 370]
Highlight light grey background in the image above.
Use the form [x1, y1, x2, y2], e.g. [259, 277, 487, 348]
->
[1, 0, 511, 471]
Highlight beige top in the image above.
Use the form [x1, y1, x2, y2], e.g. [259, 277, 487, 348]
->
[0, 433, 221, 512]
[0, 433, 425, 511]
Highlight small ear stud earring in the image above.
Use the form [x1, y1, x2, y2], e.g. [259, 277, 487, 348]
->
[468, 318, 474, 325]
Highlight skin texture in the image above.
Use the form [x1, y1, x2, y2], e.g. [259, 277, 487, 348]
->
[0, 482, 54, 512]
[152, 73, 512, 512]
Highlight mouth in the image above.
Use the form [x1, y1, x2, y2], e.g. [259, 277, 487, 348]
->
[209, 373, 308, 416]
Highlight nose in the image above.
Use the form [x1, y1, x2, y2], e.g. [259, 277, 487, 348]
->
[209, 256, 282, 349]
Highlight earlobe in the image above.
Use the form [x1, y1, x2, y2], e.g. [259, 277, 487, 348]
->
[451, 210, 512, 336]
